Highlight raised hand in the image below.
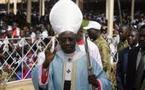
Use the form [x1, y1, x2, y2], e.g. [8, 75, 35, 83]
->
[42, 49, 56, 69]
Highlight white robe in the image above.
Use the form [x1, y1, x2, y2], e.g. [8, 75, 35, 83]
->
[78, 39, 103, 68]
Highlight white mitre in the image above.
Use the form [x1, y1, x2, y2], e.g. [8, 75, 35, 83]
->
[49, 0, 83, 34]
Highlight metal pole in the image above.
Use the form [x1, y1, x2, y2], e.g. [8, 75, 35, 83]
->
[22, 43, 24, 79]
[107, 0, 114, 38]
[131, 0, 135, 22]
[26, 0, 32, 23]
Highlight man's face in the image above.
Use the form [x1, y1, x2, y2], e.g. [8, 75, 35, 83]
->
[119, 26, 128, 41]
[87, 29, 99, 41]
[58, 31, 76, 54]
[139, 29, 145, 49]
[127, 30, 138, 47]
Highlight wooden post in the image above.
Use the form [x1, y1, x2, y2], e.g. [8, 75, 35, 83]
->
[131, 0, 135, 22]
[107, 0, 114, 38]
[76, 0, 83, 11]
[117, 0, 122, 25]
[39, 0, 42, 17]
[26, 0, 32, 23]
[106, 0, 109, 20]
[13, 0, 17, 15]
[42, 0, 45, 16]
[76, 0, 79, 6]
[7, 0, 10, 14]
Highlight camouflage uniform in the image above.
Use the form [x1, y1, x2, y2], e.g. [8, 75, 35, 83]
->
[117, 40, 128, 52]
[94, 35, 116, 89]
[94, 35, 111, 75]
[81, 19, 89, 27]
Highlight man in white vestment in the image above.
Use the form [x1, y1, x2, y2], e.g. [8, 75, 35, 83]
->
[32, 0, 111, 90]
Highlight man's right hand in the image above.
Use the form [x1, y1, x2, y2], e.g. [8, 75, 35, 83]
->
[43, 50, 56, 69]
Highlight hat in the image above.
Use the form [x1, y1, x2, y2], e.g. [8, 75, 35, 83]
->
[49, 0, 83, 34]
[83, 21, 101, 30]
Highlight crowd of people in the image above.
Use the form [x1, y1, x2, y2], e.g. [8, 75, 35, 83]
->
[0, 11, 54, 81]
[0, 0, 145, 90]
[83, 9, 145, 90]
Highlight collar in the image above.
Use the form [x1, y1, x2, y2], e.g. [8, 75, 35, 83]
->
[129, 43, 139, 50]
[56, 45, 85, 62]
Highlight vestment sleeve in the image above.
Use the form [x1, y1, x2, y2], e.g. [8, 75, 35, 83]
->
[92, 58, 112, 90]
[32, 65, 49, 90]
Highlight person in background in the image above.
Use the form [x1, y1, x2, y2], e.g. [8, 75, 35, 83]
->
[126, 25, 145, 90]
[117, 25, 129, 52]
[116, 28, 139, 90]
[84, 21, 111, 76]
[76, 27, 103, 68]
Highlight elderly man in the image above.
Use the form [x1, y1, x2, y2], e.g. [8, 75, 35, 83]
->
[32, 0, 111, 90]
